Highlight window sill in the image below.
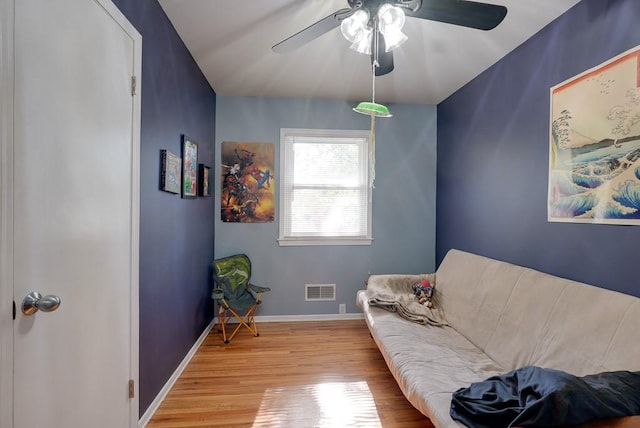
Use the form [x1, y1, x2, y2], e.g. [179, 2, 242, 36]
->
[277, 237, 373, 247]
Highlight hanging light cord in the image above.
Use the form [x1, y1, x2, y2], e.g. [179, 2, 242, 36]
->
[369, 22, 379, 189]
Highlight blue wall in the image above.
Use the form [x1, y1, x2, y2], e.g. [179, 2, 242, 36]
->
[215, 96, 437, 315]
[437, 0, 640, 298]
[111, 0, 216, 416]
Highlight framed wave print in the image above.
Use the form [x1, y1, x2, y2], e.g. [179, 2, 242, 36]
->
[549, 45, 640, 225]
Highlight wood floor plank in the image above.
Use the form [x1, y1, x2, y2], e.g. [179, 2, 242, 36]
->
[147, 320, 434, 427]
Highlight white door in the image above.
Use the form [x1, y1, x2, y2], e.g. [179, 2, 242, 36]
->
[7, 0, 141, 426]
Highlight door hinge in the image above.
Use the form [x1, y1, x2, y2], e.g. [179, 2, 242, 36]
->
[131, 76, 137, 96]
[13, 301, 16, 320]
[128, 379, 135, 398]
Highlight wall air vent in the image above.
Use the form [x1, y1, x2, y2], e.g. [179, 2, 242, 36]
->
[305, 284, 336, 301]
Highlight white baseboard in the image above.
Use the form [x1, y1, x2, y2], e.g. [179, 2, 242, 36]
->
[137, 313, 363, 426]
[257, 313, 364, 322]
[214, 313, 365, 324]
[138, 320, 214, 427]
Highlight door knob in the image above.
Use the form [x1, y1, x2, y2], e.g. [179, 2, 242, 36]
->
[21, 292, 62, 315]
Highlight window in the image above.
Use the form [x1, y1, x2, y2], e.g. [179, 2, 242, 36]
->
[279, 128, 372, 246]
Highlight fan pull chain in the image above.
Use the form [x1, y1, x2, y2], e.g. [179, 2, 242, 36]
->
[370, 105, 376, 190]
[369, 21, 380, 190]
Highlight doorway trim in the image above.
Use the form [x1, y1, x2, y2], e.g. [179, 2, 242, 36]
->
[0, 0, 16, 426]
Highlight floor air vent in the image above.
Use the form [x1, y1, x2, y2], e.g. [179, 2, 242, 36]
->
[305, 284, 336, 301]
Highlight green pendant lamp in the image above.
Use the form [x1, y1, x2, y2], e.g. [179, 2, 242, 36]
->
[353, 101, 392, 117]
[352, 57, 392, 118]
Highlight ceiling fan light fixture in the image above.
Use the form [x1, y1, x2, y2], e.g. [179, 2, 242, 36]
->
[378, 3, 408, 51]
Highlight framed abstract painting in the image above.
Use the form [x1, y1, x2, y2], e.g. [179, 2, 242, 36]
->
[160, 149, 181, 194]
[221, 141, 275, 222]
[181, 135, 198, 199]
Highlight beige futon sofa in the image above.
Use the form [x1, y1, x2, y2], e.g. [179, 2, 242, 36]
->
[356, 249, 640, 427]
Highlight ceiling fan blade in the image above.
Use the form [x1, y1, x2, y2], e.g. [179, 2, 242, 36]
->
[373, 38, 394, 76]
[272, 8, 355, 53]
[405, 0, 507, 31]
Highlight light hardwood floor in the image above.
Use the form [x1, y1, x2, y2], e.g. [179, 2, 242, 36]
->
[146, 319, 640, 428]
[147, 319, 434, 427]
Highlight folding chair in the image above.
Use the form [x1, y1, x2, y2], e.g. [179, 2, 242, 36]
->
[211, 254, 271, 344]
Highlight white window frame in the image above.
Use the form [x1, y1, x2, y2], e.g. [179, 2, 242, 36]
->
[278, 128, 373, 246]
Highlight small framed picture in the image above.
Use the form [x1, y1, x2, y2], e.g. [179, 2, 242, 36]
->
[160, 149, 181, 194]
[181, 135, 198, 199]
[198, 164, 211, 197]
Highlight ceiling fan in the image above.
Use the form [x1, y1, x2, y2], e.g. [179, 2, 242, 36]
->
[272, 0, 508, 76]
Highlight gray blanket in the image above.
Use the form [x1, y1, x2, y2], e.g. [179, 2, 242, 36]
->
[366, 274, 448, 326]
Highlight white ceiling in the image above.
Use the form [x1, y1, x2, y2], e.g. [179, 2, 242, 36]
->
[158, 0, 581, 105]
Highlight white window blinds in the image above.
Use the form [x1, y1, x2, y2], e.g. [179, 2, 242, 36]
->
[279, 128, 372, 246]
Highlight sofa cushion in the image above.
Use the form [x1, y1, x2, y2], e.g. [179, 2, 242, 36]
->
[434, 249, 527, 356]
[436, 250, 640, 376]
[358, 291, 504, 426]
[525, 281, 640, 375]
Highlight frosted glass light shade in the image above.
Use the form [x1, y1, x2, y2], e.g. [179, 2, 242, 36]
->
[350, 26, 372, 55]
[381, 28, 407, 51]
[377, 4, 407, 52]
[340, 9, 370, 43]
[377, 4, 405, 30]
[341, 10, 373, 55]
